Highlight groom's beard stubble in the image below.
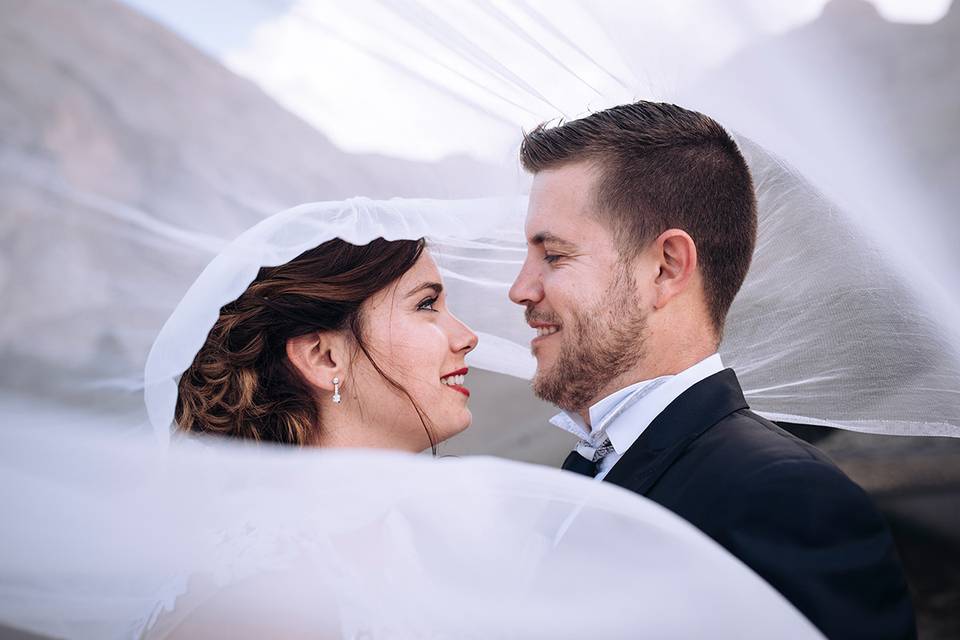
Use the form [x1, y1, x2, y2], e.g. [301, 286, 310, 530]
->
[531, 271, 648, 414]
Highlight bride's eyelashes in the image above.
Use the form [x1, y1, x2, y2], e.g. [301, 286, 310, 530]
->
[417, 296, 440, 312]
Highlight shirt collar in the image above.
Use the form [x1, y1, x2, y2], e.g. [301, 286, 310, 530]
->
[549, 353, 725, 453]
[548, 377, 663, 443]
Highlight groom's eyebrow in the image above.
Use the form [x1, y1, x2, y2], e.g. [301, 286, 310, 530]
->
[530, 231, 576, 251]
[406, 282, 443, 297]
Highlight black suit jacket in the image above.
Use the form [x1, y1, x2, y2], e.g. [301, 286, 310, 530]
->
[602, 368, 915, 640]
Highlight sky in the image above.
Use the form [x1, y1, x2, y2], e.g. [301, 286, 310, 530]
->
[121, 0, 954, 161]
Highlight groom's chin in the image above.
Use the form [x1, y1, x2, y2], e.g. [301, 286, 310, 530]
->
[532, 345, 561, 374]
[530, 343, 554, 368]
[530, 362, 545, 388]
[530, 365, 556, 404]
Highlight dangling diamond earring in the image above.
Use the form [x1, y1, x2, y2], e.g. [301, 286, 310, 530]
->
[332, 377, 342, 405]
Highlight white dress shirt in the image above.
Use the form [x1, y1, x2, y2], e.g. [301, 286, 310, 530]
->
[551, 353, 725, 480]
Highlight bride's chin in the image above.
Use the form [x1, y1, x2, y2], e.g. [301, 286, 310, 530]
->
[456, 412, 473, 435]
[437, 411, 472, 443]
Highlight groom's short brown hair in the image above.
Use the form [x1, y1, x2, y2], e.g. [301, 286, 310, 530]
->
[519, 100, 757, 335]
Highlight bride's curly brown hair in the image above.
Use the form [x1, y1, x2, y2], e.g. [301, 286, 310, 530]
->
[174, 237, 427, 446]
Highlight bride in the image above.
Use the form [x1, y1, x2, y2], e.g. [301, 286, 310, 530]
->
[173, 236, 478, 451]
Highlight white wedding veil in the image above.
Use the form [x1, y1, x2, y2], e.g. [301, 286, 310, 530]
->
[1, 419, 825, 639]
[2, 1, 958, 638]
[143, 143, 960, 444]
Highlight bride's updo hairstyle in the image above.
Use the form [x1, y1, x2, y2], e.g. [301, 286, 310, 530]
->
[175, 237, 427, 445]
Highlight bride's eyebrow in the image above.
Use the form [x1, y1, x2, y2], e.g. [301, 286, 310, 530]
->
[405, 282, 442, 298]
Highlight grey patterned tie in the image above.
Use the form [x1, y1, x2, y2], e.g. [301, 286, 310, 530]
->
[561, 437, 614, 477]
[559, 377, 671, 478]
[590, 438, 616, 461]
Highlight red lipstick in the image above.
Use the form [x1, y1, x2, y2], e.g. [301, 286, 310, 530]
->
[441, 367, 470, 397]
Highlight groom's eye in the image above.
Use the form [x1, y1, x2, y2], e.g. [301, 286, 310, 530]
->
[543, 253, 562, 264]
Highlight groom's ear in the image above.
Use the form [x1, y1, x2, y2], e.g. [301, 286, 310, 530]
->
[286, 331, 348, 394]
[651, 228, 699, 310]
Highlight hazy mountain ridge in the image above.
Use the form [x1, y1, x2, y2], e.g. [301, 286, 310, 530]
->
[0, 0, 513, 227]
[688, 0, 959, 271]
[786, 0, 959, 193]
[0, 0, 514, 383]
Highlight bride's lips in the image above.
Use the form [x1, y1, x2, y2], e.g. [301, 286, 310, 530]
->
[440, 367, 470, 398]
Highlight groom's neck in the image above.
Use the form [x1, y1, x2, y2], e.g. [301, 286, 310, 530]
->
[578, 339, 717, 428]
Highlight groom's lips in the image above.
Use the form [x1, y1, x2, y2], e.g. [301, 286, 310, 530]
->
[529, 322, 561, 346]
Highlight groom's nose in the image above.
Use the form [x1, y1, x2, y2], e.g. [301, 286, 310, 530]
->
[509, 257, 543, 307]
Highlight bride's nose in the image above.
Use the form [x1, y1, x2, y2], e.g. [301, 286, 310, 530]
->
[448, 313, 478, 354]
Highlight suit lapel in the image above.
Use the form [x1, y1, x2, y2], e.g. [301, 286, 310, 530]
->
[602, 369, 749, 494]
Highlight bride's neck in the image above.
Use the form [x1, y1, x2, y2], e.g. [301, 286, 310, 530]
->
[311, 410, 421, 453]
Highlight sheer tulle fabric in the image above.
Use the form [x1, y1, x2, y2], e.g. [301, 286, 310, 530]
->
[144, 141, 960, 443]
[0, 422, 823, 639]
[8, 140, 952, 639]
[2, 2, 958, 638]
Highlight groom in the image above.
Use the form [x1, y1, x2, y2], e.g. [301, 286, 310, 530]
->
[509, 101, 915, 639]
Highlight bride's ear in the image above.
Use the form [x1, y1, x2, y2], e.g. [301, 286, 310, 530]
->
[285, 331, 347, 394]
